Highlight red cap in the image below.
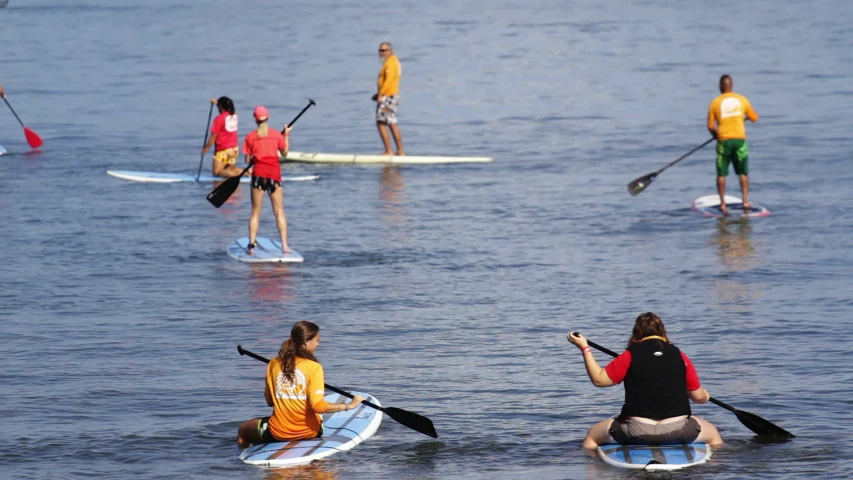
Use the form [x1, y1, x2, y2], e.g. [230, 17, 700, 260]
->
[253, 106, 269, 121]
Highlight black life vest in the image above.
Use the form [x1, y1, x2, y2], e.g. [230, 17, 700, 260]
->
[618, 339, 692, 420]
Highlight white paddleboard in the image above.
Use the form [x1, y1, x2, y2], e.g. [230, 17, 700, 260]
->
[598, 443, 712, 471]
[106, 170, 319, 183]
[240, 391, 383, 468]
[0, 144, 6, 155]
[228, 237, 304, 263]
[692, 195, 769, 218]
[284, 151, 492, 164]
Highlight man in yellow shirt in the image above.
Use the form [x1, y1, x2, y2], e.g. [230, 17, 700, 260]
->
[372, 42, 404, 155]
[707, 74, 759, 215]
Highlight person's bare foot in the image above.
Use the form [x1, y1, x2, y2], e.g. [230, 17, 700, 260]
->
[720, 203, 729, 216]
[380, 151, 393, 156]
[395, 150, 405, 156]
[742, 201, 752, 210]
[282, 246, 292, 255]
[247, 241, 257, 255]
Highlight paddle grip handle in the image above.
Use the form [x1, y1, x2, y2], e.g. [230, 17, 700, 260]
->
[236, 345, 385, 413]
[283, 99, 316, 132]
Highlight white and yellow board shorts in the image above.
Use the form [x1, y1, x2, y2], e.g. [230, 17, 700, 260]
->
[213, 147, 239, 165]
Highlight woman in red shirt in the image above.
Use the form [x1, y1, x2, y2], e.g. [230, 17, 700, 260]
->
[567, 312, 723, 448]
[242, 106, 292, 255]
[201, 96, 242, 177]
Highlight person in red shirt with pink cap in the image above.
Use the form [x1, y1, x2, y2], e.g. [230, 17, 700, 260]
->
[242, 106, 293, 255]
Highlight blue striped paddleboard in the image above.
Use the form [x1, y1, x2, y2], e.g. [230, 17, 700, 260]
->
[106, 170, 319, 183]
[240, 391, 383, 468]
[228, 237, 304, 263]
[692, 194, 769, 218]
[598, 443, 712, 471]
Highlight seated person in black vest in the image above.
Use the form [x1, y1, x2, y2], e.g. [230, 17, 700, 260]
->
[567, 312, 724, 448]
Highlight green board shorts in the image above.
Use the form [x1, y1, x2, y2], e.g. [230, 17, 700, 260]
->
[716, 139, 749, 177]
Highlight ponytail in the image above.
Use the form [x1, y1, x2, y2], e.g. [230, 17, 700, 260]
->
[278, 321, 320, 383]
[257, 120, 269, 138]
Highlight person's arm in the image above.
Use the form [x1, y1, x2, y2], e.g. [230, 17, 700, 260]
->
[682, 352, 710, 403]
[307, 365, 365, 413]
[567, 332, 616, 387]
[278, 126, 291, 157]
[707, 102, 718, 139]
[378, 60, 400, 98]
[745, 99, 759, 122]
[201, 134, 217, 155]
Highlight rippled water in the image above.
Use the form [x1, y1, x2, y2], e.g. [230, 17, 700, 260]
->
[2, 1, 853, 478]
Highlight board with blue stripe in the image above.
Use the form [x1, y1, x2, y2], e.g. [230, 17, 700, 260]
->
[598, 443, 712, 470]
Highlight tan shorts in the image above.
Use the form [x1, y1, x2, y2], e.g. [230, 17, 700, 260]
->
[213, 147, 239, 165]
[609, 416, 701, 445]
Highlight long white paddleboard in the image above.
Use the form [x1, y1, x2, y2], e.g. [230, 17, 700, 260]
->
[284, 151, 492, 164]
[106, 170, 319, 183]
[598, 443, 712, 471]
[240, 391, 383, 468]
[692, 194, 769, 218]
[228, 237, 304, 263]
[0, 144, 6, 155]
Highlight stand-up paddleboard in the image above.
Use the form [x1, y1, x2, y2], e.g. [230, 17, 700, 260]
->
[692, 195, 769, 218]
[0, 145, 6, 155]
[284, 151, 492, 165]
[240, 391, 383, 468]
[228, 237, 304, 263]
[106, 170, 319, 183]
[598, 443, 712, 471]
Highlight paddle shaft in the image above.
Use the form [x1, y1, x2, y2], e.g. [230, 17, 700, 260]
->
[3, 97, 26, 127]
[282, 99, 315, 133]
[236, 345, 383, 412]
[655, 137, 714, 175]
[197, 102, 215, 181]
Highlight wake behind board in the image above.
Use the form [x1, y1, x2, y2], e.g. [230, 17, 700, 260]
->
[598, 443, 712, 471]
[285, 151, 492, 165]
[228, 237, 304, 263]
[692, 194, 769, 218]
[240, 391, 383, 468]
[106, 170, 319, 183]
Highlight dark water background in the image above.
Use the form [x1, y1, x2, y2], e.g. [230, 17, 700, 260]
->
[2, 1, 852, 478]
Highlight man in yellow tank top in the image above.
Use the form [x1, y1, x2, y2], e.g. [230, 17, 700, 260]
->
[372, 42, 404, 155]
[707, 75, 759, 215]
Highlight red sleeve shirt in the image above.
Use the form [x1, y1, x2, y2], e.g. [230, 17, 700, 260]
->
[242, 129, 286, 181]
[211, 113, 238, 151]
[604, 350, 701, 391]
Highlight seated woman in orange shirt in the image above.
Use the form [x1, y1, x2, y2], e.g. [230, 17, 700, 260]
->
[237, 321, 365, 447]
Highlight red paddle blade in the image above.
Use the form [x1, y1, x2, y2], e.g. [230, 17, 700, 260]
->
[24, 127, 43, 149]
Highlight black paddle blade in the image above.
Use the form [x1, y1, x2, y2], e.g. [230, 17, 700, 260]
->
[384, 407, 438, 438]
[627, 172, 656, 196]
[207, 176, 242, 208]
[735, 408, 795, 438]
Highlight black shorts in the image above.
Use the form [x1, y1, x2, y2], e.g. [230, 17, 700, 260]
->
[251, 176, 281, 194]
[609, 416, 701, 445]
[258, 417, 323, 443]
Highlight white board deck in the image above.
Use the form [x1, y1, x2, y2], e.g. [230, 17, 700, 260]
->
[284, 151, 492, 164]
[598, 443, 712, 471]
[240, 391, 383, 468]
[228, 237, 304, 263]
[0, 144, 6, 155]
[692, 194, 769, 218]
[106, 170, 319, 183]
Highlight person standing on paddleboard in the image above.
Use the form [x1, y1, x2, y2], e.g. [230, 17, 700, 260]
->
[237, 322, 366, 447]
[201, 96, 243, 178]
[567, 313, 723, 449]
[373, 42, 405, 156]
[242, 106, 292, 255]
[708, 74, 759, 215]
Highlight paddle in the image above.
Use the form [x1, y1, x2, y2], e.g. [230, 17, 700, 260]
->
[3, 97, 43, 149]
[196, 101, 215, 181]
[237, 344, 438, 438]
[572, 333, 795, 438]
[206, 99, 316, 208]
[626, 138, 714, 196]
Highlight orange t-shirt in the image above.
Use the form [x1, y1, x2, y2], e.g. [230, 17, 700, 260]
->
[707, 92, 758, 140]
[265, 356, 331, 440]
[377, 54, 401, 97]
